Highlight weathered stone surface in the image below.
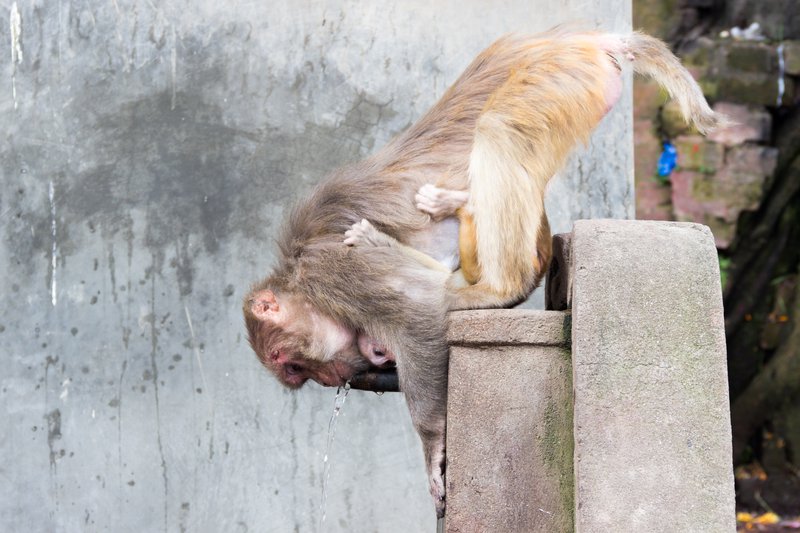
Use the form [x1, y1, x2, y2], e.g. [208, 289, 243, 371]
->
[632, 0, 682, 40]
[725, 41, 778, 73]
[446, 310, 573, 533]
[636, 178, 674, 221]
[715, 72, 794, 107]
[675, 135, 725, 172]
[784, 40, 800, 75]
[708, 102, 772, 146]
[571, 219, 735, 533]
[726, 144, 780, 182]
[682, 37, 715, 72]
[633, 119, 661, 179]
[633, 78, 667, 122]
[447, 310, 571, 347]
[672, 145, 777, 248]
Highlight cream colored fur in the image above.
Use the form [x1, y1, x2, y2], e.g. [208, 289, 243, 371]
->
[464, 31, 722, 303]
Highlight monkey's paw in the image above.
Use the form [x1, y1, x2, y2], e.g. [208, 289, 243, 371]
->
[430, 468, 446, 519]
[343, 219, 392, 248]
[415, 184, 469, 220]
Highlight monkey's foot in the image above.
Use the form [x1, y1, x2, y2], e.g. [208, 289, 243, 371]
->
[415, 184, 469, 220]
[429, 453, 446, 518]
[343, 219, 394, 248]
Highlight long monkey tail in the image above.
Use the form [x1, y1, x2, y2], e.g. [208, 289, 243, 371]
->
[610, 31, 724, 134]
[456, 31, 721, 309]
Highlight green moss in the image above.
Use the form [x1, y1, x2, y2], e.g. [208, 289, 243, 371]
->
[719, 256, 731, 290]
[540, 350, 575, 532]
[691, 175, 716, 201]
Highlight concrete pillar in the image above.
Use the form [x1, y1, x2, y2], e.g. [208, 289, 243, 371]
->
[445, 310, 573, 533]
[570, 219, 735, 532]
[445, 220, 735, 532]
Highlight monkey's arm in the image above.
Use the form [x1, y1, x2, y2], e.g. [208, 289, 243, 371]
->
[344, 219, 452, 274]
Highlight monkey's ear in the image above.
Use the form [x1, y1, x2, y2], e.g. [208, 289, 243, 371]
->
[249, 290, 280, 322]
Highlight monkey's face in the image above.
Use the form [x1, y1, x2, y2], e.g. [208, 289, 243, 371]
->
[244, 289, 371, 389]
[260, 340, 370, 389]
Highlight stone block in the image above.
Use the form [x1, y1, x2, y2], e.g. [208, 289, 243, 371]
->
[715, 73, 794, 107]
[671, 144, 776, 248]
[634, 78, 668, 122]
[708, 102, 772, 146]
[675, 135, 725, 172]
[725, 42, 778, 73]
[446, 310, 573, 533]
[632, 0, 682, 40]
[633, 118, 662, 181]
[682, 37, 715, 70]
[570, 219, 735, 533]
[784, 40, 800, 75]
[698, 77, 720, 101]
[636, 178, 674, 221]
[726, 144, 779, 182]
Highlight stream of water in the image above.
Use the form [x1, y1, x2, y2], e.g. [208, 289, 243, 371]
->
[318, 381, 351, 530]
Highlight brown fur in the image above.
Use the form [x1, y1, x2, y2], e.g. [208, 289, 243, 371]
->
[244, 27, 722, 517]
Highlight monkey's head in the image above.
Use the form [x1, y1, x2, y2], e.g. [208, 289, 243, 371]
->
[244, 288, 370, 389]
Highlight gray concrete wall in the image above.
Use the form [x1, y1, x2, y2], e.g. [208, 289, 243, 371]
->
[0, 1, 630, 531]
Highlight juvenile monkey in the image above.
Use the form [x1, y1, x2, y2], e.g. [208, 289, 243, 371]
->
[244, 28, 722, 517]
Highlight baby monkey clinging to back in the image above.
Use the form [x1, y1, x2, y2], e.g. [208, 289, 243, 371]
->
[244, 27, 723, 517]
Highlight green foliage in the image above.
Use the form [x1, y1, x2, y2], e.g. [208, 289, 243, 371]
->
[719, 255, 732, 290]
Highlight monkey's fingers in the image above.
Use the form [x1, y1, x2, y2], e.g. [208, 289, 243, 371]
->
[415, 184, 469, 219]
[343, 218, 384, 247]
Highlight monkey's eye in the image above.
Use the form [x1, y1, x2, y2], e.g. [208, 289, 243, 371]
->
[285, 363, 303, 376]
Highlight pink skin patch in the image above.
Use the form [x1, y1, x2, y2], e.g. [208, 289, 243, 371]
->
[596, 35, 625, 114]
[358, 334, 395, 368]
[603, 67, 623, 114]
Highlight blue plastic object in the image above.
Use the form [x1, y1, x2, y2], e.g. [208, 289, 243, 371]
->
[657, 141, 678, 178]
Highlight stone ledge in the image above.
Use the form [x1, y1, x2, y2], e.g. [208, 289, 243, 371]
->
[447, 309, 570, 347]
[447, 310, 574, 533]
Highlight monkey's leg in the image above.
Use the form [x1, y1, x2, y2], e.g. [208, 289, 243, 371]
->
[455, 208, 480, 285]
[344, 245, 450, 517]
[344, 219, 451, 273]
[370, 278, 449, 518]
[446, 213, 553, 310]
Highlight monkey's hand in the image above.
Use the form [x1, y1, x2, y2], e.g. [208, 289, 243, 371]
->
[415, 184, 469, 221]
[345, 219, 453, 274]
[343, 219, 395, 248]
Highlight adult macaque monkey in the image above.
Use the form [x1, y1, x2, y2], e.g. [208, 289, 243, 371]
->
[244, 28, 722, 517]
